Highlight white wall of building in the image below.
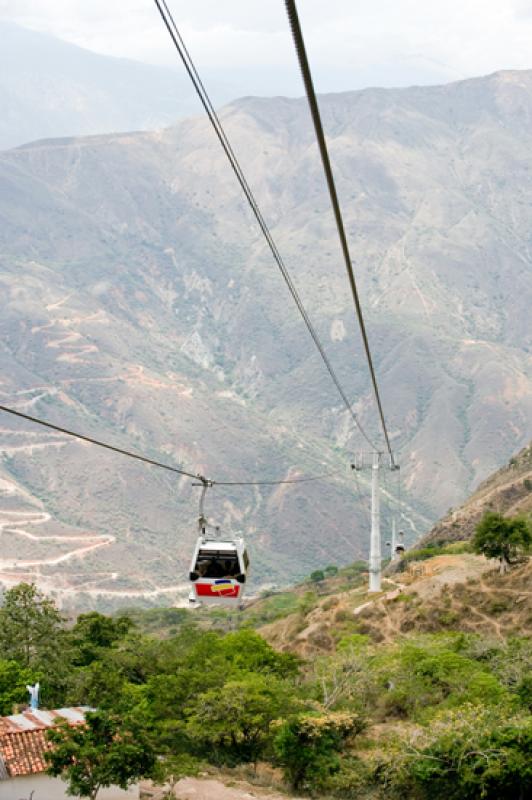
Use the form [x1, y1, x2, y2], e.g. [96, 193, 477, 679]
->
[0, 773, 139, 800]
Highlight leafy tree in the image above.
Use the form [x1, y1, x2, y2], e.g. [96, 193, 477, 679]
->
[185, 674, 295, 765]
[69, 612, 134, 666]
[130, 628, 300, 756]
[472, 512, 531, 572]
[100, 630, 163, 685]
[310, 569, 325, 583]
[324, 565, 339, 577]
[216, 629, 299, 678]
[45, 710, 156, 800]
[66, 660, 128, 709]
[146, 629, 298, 711]
[0, 660, 40, 715]
[0, 582, 64, 668]
[274, 712, 365, 791]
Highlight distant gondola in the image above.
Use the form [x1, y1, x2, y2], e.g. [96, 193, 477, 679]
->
[189, 535, 249, 606]
[188, 479, 249, 607]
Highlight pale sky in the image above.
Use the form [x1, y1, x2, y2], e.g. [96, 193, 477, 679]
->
[1, 0, 532, 93]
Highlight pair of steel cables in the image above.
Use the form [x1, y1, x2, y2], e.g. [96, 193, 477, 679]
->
[0, 0, 396, 494]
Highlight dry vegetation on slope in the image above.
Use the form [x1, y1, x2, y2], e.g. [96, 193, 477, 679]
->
[256, 554, 531, 657]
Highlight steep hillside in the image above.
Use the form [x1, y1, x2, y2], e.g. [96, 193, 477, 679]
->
[257, 555, 531, 657]
[418, 441, 532, 547]
[257, 447, 531, 656]
[1, 70, 532, 609]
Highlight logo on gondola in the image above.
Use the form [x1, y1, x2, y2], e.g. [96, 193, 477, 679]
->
[211, 579, 236, 593]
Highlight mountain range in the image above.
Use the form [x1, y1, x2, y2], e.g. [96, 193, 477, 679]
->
[0, 22, 207, 151]
[0, 66, 531, 610]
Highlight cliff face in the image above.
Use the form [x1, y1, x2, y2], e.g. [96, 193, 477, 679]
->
[0, 70, 531, 609]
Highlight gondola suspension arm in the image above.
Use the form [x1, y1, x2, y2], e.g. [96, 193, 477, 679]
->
[192, 475, 213, 535]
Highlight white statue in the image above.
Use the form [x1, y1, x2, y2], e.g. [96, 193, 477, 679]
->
[26, 682, 40, 711]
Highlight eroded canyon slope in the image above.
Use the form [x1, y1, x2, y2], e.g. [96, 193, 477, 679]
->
[418, 440, 532, 547]
[0, 69, 531, 609]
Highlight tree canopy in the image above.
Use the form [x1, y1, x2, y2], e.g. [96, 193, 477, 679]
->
[0, 579, 530, 800]
[472, 512, 531, 571]
[45, 710, 156, 800]
[0, 582, 64, 668]
[0, 659, 39, 715]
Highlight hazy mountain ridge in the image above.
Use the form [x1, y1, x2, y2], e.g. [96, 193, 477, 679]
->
[0, 69, 531, 609]
[0, 22, 202, 150]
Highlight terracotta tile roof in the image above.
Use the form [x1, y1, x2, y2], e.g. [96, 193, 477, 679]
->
[0, 728, 52, 777]
[0, 707, 90, 780]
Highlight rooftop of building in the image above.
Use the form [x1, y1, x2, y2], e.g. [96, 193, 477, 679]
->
[0, 707, 89, 780]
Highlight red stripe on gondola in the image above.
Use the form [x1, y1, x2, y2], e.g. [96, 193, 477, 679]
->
[195, 582, 240, 597]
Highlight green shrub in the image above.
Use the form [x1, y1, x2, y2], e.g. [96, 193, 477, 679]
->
[369, 635, 509, 721]
[337, 634, 371, 652]
[274, 712, 365, 792]
[324, 565, 339, 578]
[322, 755, 373, 797]
[516, 674, 532, 711]
[396, 541, 472, 571]
[435, 610, 459, 626]
[485, 597, 513, 615]
[380, 705, 532, 800]
[443, 540, 472, 554]
[339, 561, 368, 579]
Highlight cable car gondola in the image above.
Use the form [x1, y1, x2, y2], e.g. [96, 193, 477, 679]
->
[188, 480, 249, 607]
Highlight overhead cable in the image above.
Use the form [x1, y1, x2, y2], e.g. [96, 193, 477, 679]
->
[284, 0, 395, 465]
[0, 404, 198, 479]
[0, 404, 340, 487]
[151, 0, 376, 451]
[215, 468, 341, 487]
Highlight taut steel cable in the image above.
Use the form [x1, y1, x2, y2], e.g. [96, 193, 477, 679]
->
[0, 404, 340, 487]
[151, 0, 377, 451]
[284, 0, 396, 465]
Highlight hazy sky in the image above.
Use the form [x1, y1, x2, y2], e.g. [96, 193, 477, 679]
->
[1, 0, 532, 94]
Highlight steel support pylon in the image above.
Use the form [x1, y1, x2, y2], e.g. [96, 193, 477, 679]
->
[369, 451, 381, 592]
[391, 517, 397, 561]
